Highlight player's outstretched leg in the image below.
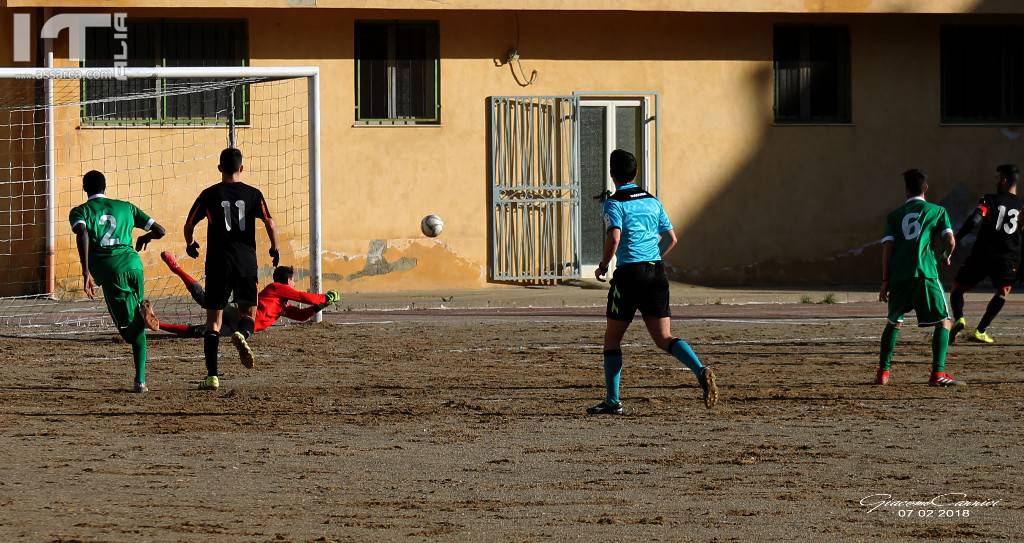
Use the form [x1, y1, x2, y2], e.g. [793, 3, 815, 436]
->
[141, 300, 205, 338]
[929, 320, 964, 387]
[949, 284, 967, 345]
[970, 289, 1008, 344]
[161, 251, 206, 306]
[588, 319, 629, 415]
[160, 322, 203, 337]
[644, 316, 718, 409]
[877, 321, 900, 385]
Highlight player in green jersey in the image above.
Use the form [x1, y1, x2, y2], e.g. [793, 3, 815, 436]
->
[877, 169, 963, 387]
[70, 171, 166, 393]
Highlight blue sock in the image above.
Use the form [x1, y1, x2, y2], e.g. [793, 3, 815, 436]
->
[669, 338, 704, 377]
[603, 349, 623, 404]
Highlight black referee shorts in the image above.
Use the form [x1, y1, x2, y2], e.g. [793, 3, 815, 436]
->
[204, 268, 258, 310]
[606, 261, 671, 322]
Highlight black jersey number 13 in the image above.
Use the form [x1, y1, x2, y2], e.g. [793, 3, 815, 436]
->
[995, 205, 1020, 235]
[221, 200, 246, 232]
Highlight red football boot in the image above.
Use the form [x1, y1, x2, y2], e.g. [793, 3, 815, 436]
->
[875, 368, 891, 385]
[929, 372, 965, 387]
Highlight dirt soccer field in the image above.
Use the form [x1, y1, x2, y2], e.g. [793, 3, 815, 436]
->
[0, 300, 1022, 542]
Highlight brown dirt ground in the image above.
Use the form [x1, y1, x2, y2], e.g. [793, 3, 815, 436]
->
[0, 301, 1022, 542]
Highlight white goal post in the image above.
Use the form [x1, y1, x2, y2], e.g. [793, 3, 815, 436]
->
[0, 66, 322, 328]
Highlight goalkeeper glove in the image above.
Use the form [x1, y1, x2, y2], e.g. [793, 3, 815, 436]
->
[315, 291, 340, 312]
[269, 248, 280, 267]
[186, 241, 200, 259]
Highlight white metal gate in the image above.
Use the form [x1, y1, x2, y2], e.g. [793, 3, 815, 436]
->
[489, 96, 581, 282]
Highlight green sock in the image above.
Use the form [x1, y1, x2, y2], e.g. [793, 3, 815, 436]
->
[879, 324, 900, 370]
[932, 326, 949, 373]
[122, 323, 147, 385]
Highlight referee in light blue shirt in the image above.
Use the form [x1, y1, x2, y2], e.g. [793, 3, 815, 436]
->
[588, 149, 719, 415]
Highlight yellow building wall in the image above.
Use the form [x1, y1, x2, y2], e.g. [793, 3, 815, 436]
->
[4, 8, 1024, 293]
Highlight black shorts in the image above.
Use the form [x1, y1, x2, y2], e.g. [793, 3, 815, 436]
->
[203, 271, 258, 310]
[606, 261, 671, 322]
[955, 257, 1018, 290]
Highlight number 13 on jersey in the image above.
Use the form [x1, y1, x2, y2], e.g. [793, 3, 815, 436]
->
[994, 205, 1019, 234]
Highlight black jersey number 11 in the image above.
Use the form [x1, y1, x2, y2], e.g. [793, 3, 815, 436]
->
[221, 200, 246, 232]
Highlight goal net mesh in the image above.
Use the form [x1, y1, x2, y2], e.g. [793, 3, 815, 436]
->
[0, 74, 311, 333]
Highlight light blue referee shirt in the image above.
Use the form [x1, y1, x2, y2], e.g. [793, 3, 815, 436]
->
[602, 183, 673, 265]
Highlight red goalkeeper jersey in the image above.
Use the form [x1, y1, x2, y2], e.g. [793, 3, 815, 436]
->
[254, 282, 328, 331]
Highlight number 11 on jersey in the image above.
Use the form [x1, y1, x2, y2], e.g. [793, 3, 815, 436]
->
[221, 200, 246, 232]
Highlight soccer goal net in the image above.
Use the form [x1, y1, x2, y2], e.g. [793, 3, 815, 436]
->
[0, 67, 321, 333]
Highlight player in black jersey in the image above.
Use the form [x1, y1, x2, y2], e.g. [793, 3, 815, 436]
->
[949, 164, 1023, 345]
[184, 148, 279, 390]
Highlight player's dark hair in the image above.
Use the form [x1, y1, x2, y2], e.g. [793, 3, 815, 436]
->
[610, 149, 638, 183]
[903, 168, 927, 196]
[273, 266, 295, 284]
[997, 164, 1020, 186]
[82, 170, 106, 195]
[219, 147, 243, 174]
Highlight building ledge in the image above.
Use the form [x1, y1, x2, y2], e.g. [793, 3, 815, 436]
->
[5, 0, 1024, 14]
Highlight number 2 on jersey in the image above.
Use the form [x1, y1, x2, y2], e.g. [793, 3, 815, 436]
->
[220, 200, 246, 232]
[99, 214, 119, 246]
[994, 205, 1019, 235]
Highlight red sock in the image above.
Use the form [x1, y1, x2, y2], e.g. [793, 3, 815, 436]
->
[159, 322, 192, 336]
[165, 258, 199, 289]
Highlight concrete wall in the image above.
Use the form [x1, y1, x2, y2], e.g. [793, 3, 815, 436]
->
[3, 8, 1023, 294]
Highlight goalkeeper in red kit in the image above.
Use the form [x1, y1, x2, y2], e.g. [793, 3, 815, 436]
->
[142, 251, 339, 338]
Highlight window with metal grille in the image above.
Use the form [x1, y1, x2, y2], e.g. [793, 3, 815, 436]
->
[82, 19, 248, 125]
[942, 26, 1024, 124]
[355, 21, 440, 125]
[773, 26, 851, 124]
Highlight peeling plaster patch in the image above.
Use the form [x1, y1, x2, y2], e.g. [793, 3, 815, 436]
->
[321, 249, 361, 262]
[347, 240, 417, 281]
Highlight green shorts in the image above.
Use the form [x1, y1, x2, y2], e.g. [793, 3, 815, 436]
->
[887, 277, 950, 327]
[99, 266, 144, 332]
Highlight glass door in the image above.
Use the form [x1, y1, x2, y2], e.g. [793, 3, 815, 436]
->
[579, 99, 648, 275]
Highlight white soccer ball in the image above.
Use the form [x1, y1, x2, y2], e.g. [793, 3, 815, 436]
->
[421, 214, 444, 237]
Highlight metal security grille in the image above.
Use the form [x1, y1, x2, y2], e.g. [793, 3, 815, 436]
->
[489, 96, 581, 282]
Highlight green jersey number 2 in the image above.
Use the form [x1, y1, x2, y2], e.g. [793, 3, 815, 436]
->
[99, 214, 120, 247]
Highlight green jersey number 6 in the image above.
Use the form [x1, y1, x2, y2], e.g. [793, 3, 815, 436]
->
[901, 212, 923, 240]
